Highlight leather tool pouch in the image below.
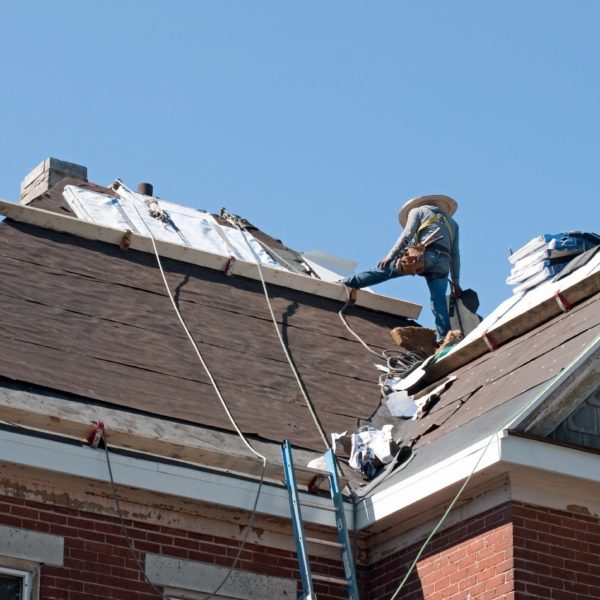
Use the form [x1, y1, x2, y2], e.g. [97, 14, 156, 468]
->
[394, 243, 425, 275]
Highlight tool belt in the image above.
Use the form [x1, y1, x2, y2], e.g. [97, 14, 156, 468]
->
[394, 243, 425, 275]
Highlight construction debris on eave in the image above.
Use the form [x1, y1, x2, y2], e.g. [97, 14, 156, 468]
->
[326, 328, 464, 483]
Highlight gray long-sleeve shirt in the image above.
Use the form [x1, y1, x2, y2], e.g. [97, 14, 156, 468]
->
[384, 205, 460, 282]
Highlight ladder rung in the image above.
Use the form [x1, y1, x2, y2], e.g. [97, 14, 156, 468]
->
[312, 574, 349, 586]
[305, 536, 343, 549]
[300, 500, 337, 511]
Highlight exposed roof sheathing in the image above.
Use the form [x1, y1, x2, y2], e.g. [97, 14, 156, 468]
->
[0, 219, 412, 452]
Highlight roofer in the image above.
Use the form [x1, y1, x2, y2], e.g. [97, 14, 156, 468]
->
[343, 194, 461, 344]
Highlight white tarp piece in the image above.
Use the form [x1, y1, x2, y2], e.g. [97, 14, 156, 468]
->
[62, 185, 281, 268]
[301, 250, 357, 282]
[386, 391, 418, 418]
[349, 425, 395, 471]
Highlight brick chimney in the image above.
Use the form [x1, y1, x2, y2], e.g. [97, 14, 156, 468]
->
[20, 158, 88, 205]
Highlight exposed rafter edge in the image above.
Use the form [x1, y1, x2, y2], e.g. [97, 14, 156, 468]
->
[0, 384, 328, 487]
[0, 199, 421, 319]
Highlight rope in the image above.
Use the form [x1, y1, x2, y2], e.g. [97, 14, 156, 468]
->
[338, 285, 385, 358]
[339, 285, 425, 389]
[226, 216, 331, 451]
[111, 182, 268, 599]
[103, 439, 174, 600]
[102, 438, 267, 600]
[115, 182, 266, 463]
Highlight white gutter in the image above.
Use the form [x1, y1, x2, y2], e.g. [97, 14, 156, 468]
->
[355, 432, 502, 529]
[0, 199, 421, 320]
[0, 428, 349, 529]
[356, 427, 600, 531]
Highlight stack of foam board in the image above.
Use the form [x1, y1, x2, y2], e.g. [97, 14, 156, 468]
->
[507, 233, 594, 294]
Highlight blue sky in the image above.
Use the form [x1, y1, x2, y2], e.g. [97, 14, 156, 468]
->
[1, 1, 599, 328]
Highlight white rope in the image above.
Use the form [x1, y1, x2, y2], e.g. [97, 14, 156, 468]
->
[338, 286, 424, 383]
[116, 182, 266, 463]
[112, 182, 268, 600]
[338, 285, 386, 358]
[230, 220, 331, 451]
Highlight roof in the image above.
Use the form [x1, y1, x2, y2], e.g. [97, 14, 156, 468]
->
[0, 182, 419, 455]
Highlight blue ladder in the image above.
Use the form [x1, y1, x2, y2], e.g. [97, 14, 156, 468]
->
[281, 440, 360, 600]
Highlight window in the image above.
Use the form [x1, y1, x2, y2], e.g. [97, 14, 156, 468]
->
[0, 567, 32, 600]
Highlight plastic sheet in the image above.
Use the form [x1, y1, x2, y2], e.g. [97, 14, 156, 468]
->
[63, 185, 281, 268]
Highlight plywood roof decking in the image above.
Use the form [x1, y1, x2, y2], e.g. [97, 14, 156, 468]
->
[0, 220, 412, 452]
[401, 292, 600, 450]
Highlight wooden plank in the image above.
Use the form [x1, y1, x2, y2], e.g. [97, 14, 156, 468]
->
[421, 274, 600, 389]
[0, 274, 383, 416]
[0, 199, 422, 319]
[0, 383, 328, 486]
[0, 221, 394, 450]
[0, 258, 389, 381]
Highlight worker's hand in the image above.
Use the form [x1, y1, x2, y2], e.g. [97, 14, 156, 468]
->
[450, 282, 462, 299]
[377, 257, 392, 270]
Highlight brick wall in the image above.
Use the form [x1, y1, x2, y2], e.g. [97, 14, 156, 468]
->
[0, 494, 346, 600]
[367, 504, 515, 600]
[366, 502, 600, 600]
[513, 504, 600, 600]
[3, 493, 598, 599]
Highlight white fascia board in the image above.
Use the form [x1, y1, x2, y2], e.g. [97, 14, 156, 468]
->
[0, 199, 421, 319]
[498, 432, 600, 483]
[356, 430, 600, 532]
[0, 428, 347, 529]
[355, 433, 502, 530]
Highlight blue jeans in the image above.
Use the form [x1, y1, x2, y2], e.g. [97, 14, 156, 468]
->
[343, 261, 451, 342]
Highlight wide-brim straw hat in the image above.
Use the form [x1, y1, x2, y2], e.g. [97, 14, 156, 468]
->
[398, 195, 458, 227]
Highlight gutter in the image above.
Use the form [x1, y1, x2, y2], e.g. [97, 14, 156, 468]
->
[0, 199, 421, 320]
[0, 427, 349, 529]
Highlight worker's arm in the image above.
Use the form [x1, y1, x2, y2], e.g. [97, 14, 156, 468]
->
[377, 209, 421, 268]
